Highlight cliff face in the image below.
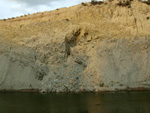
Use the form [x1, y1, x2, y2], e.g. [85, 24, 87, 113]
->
[0, 0, 150, 92]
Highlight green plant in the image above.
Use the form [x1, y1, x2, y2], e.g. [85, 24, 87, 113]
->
[99, 82, 104, 87]
[120, 84, 123, 86]
[91, 0, 103, 5]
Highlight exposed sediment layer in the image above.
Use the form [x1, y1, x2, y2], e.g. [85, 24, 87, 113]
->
[0, 0, 150, 92]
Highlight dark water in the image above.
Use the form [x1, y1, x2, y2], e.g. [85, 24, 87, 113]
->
[0, 92, 150, 113]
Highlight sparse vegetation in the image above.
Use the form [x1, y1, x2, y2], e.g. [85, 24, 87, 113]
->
[141, 0, 150, 5]
[91, 0, 103, 5]
[116, 0, 132, 7]
[99, 82, 104, 87]
[81, 2, 87, 6]
[120, 84, 123, 86]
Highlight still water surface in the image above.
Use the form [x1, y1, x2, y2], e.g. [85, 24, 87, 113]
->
[0, 92, 150, 113]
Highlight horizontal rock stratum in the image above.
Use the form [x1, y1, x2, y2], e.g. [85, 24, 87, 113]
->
[0, 0, 150, 92]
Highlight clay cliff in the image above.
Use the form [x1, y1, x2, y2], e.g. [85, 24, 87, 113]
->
[0, 0, 150, 92]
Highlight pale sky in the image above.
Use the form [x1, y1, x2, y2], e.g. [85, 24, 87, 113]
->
[0, 0, 91, 19]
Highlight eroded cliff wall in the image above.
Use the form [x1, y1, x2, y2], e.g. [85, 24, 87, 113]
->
[0, 0, 150, 92]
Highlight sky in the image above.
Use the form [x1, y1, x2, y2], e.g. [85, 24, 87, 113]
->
[0, 0, 91, 19]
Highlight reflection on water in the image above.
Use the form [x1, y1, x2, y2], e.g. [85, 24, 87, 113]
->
[0, 92, 150, 113]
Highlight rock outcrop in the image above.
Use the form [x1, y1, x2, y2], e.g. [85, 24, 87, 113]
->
[0, 0, 150, 92]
